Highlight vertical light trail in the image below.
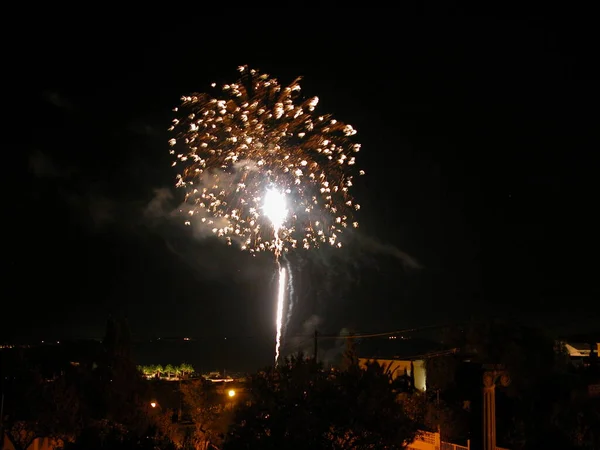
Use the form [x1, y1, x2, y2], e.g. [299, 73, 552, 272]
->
[263, 188, 288, 365]
[274, 265, 286, 364]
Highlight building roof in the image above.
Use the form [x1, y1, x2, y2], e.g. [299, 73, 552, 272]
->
[567, 342, 592, 351]
[559, 332, 600, 342]
[356, 337, 449, 361]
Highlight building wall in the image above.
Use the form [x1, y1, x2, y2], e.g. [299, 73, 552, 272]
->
[408, 430, 472, 450]
[2, 435, 62, 450]
[563, 341, 600, 357]
[358, 358, 427, 391]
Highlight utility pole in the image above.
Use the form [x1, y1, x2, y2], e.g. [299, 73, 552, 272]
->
[1, 390, 4, 440]
[314, 330, 319, 363]
[482, 365, 510, 450]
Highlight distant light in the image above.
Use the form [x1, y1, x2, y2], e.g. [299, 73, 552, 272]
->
[150, 402, 157, 408]
[228, 389, 235, 398]
[184, 337, 190, 341]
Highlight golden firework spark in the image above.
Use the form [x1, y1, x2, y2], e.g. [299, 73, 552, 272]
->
[169, 66, 363, 254]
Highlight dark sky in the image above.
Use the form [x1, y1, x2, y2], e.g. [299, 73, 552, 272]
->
[4, 12, 599, 368]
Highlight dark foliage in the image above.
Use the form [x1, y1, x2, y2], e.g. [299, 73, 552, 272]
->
[223, 353, 419, 450]
[0, 318, 179, 450]
[62, 420, 178, 450]
[425, 321, 600, 449]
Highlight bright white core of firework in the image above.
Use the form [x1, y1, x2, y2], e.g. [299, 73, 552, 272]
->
[263, 189, 288, 230]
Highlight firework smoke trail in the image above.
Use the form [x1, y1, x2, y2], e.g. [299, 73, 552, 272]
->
[170, 66, 363, 363]
[274, 264, 286, 364]
[284, 255, 295, 331]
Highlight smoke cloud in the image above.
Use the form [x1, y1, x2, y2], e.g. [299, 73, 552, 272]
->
[352, 234, 422, 270]
[284, 314, 322, 358]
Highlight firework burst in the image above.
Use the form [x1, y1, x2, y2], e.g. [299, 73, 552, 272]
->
[169, 66, 363, 254]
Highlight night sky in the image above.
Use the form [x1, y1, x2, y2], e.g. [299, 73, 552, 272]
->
[5, 12, 599, 369]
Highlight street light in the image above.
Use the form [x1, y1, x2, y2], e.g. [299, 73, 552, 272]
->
[150, 402, 157, 408]
[227, 389, 235, 398]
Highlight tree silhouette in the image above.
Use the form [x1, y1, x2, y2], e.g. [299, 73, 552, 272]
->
[1, 318, 180, 450]
[223, 354, 419, 449]
[425, 321, 599, 449]
[180, 377, 232, 449]
[179, 363, 195, 378]
[2, 367, 83, 450]
[165, 364, 175, 379]
[88, 318, 153, 433]
[62, 419, 178, 450]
